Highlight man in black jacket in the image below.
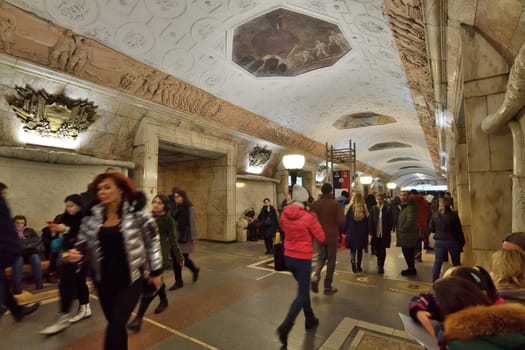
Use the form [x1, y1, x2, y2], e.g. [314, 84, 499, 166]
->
[0, 182, 40, 320]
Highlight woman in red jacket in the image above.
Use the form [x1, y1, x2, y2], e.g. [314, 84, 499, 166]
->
[277, 184, 325, 348]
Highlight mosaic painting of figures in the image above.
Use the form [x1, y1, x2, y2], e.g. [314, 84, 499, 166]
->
[333, 112, 397, 129]
[233, 8, 351, 77]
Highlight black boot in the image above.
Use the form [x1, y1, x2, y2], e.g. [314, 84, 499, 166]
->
[277, 320, 294, 347]
[154, 284, 168, 314]
[304, 310, 319, 329]
[36, 279, 44, 290]
[351, 259, 357, 273]
[169, 280, 183, 291]
[13, 284, 22, 295]
[357, 252, 363, 272]
[127, 295, 154, 332]
[13, 302, 40, 322]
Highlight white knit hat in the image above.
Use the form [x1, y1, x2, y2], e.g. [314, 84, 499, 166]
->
[292, 184, 309, 203]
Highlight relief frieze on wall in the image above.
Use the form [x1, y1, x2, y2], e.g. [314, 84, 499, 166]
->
[384, 0, 440, 171]
[0, 2, 327, 159]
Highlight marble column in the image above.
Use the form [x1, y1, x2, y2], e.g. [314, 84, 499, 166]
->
[508, 120, 525, 232]
[133, 118, 159, 201]
[454, 143, 472, 265]
[460, 27, 513, 268]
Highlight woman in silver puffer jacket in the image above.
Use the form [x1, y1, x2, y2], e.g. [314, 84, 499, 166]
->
[67, 172, 162, 350]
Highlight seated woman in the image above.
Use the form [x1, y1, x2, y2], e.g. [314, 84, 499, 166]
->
[435, 277, 525, 349]
[12, 215, 43, 294]
[492, 249, 525, 303]
[409, 266, 501, 340]
[244, 208, 258, 241]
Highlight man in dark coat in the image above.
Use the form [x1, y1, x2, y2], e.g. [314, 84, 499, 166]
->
[310, 183, 344, 295]
[0, 182, 40, 320]
[368, 194, 393, 274]
[396, 190, 418, 276]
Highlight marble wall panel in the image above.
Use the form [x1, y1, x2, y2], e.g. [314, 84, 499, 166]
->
[461, 28, 509, 82]
[461, 224, 473, 266]
[489, 133, 513, 171]
[0, 110, 19, 145]
[463, 75, 508, 98]
[157, 158, 232, 240]
[448, 0, 477, 25]
[235, 180, 277, 221]
[464, 96, 491, 172]
[0, 63, 16, 86]
[475, 0, 522, 50]
[510, 13, 525, 55]
[469, 171, 512, 251]
[456, 144, 469, 185]
[0, 157, 116, 229]
[472, 249, 496, 272]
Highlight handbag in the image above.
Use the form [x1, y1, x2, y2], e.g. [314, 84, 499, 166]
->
[273, 232, 287, 271]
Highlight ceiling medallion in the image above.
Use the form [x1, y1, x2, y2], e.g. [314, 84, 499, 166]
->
[8, 85, 98, 139]
[333, 112, 396, 129]
[248, 145, 272, 168]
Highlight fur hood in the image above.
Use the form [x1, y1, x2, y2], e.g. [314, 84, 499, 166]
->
[444, 303, 525, 341]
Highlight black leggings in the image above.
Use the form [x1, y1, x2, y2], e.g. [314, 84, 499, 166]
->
[0, 253, 22, 316]
[96, 277, 142, 350]
[173, 253, 197, 283]
[59, 267, 90, 313]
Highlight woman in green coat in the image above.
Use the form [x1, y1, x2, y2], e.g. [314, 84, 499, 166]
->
[128, 194, 183, 332]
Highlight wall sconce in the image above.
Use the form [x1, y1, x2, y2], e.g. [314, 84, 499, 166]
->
[316, 165, 328, 182]
[283, 154, 305, 189]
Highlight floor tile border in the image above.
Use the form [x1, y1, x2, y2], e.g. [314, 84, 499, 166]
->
[319, 317, 413, 350]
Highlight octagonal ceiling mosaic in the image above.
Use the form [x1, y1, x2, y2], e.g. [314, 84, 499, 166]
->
[232, 8, 351, 77]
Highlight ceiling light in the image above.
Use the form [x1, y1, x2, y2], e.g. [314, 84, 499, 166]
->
[386, 182, 397, 190]
[359, 175, 373, 185]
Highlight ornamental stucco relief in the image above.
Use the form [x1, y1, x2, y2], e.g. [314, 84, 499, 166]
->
[144, 0, 186, 19]
[115, 22, 156, 56]
[46, 0, 98, 27]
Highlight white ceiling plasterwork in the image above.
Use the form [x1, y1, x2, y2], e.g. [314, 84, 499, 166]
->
[4, 0, 439, 181]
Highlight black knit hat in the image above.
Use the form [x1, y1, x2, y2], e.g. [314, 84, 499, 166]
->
[64, 194, 84, 208]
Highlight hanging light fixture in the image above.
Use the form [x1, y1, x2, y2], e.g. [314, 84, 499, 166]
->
[359, 175, 373, 185]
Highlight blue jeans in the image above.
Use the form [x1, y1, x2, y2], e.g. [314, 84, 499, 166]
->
[432, 240, 461, 281]
[283, 256, 313, 324]
[13, 254, 42, 286]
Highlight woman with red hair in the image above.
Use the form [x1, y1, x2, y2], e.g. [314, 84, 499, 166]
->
[66, 173, 162, 350]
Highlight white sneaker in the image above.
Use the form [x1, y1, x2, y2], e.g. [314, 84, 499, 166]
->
[40, 313, 70, 335]
[68, 304, 92, 323]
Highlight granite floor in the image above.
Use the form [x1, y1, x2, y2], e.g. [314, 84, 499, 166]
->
[0, 240, 438, 350]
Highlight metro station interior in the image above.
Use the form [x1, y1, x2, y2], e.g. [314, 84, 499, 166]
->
[0, 0, 524, 349]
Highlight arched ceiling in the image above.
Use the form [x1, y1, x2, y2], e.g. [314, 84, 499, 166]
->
[3, 0, 442, 187]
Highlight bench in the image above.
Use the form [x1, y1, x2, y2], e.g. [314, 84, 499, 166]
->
[4, 259, 50, 278]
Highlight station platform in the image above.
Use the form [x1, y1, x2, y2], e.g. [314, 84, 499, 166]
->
[0, 240, 437, 350]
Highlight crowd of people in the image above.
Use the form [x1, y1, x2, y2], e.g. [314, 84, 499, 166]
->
[2, 176, 525, 349]
[0, 175, 201, 350]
